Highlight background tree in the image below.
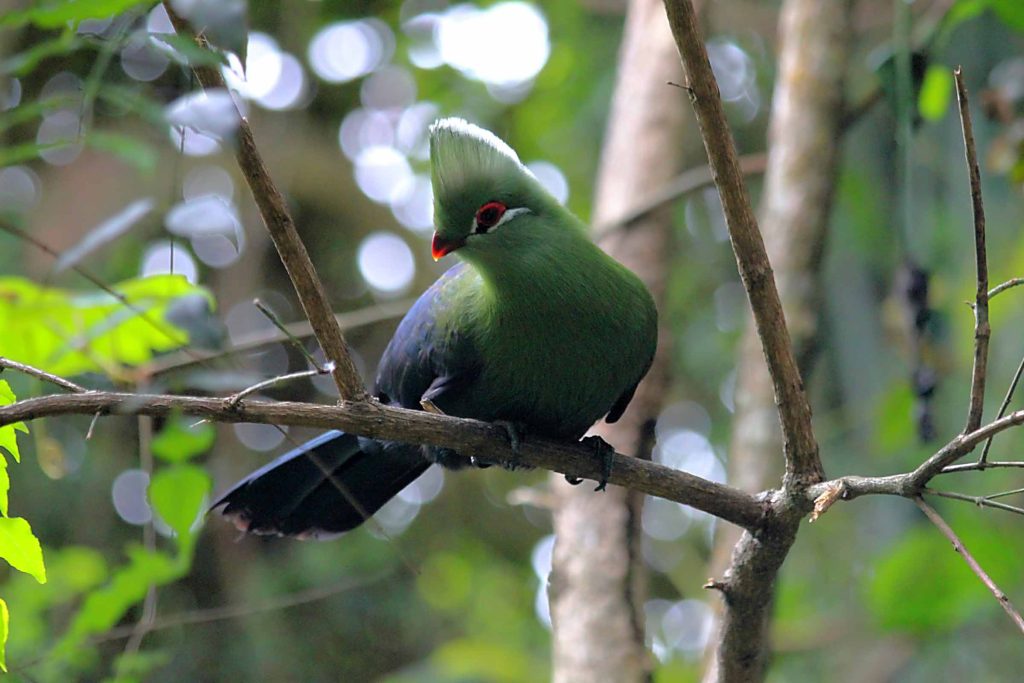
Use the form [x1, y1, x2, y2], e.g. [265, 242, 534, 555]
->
[1, 1, 1024, 682]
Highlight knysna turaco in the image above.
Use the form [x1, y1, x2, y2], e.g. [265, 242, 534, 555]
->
[213, 118, 658, 538]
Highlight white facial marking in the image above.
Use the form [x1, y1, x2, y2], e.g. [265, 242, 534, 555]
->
[468, 206, 531, 235]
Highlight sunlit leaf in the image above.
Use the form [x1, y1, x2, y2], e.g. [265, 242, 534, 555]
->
[148, 464, 211, 540]
[54, 199, 155, 273]
[0, 517, 46, 584]
[0, 275, 214, 376]
[0, 0, 151, 29]
[0, 598, 8, 673]
[991, 0, 1024, 30]
[918, 65, 953, 121]
[58, 545, 181, 651]
[151, 416, 215, 463]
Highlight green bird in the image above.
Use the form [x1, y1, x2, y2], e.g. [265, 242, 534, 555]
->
[213, 118, 658, 538]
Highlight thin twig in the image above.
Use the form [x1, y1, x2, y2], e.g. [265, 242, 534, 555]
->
[914, 497, 1024, 635]
[955, 66, 989, 435]
[987, 278, 1024, 301]
[977, 353, 1024, 465]
[254, 298, 324, 371]
[941, 460, 1024, 474]
[924, 488, 1024, 517]
[141, 299, 411, 378]
[0, 356, 88, 393]
[662, 0, 821, 488]
[223, 367, 329, 408]
[592, 153, 768, 241]
[90, 573, 386, 644]
[163, 3, 365, 401]
[983, 486, 1024, 501]
[124, 416, 158, 654]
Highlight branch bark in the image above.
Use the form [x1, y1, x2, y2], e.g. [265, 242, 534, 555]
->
[704, 0, 852, 679]
[162, 3, 365, 401]
[661, 0, 822, 490]
[0, 386, 767, 530]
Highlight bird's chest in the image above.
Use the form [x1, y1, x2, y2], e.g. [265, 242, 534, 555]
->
[471, 295, 637, 439]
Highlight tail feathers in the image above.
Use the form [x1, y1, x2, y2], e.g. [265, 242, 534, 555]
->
[212, 431, 429, 539]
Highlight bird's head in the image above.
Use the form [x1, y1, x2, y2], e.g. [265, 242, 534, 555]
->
[428, 118, 565, 263]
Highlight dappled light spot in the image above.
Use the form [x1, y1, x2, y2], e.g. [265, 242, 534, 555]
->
[120, 34, 169, 82]
[233, 423, 287, 452]
[357, 231, 416, 295]
[371, 495, 420, 536]
[397, 464, 444, 504]
[526, 161, 568, 205]
[435, 3, 549, 88]
[141, 240, 198, 283]
[183, 164, 234, 201]
[354, 146, 413, 203]
[165, 89, 240, 140]
[258, 53, 308, 111]
[361, 65, 417, 111]
[37, 110, 82, 166]
[0, 166, 41, 213]
[339, 108, 395, 160]
[390, 173, 434, 231]
[308, 20, 394, 84]
[111, 469, 152, 525]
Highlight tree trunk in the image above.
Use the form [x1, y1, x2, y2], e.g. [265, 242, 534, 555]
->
[548, 0, 689, 680]
[704, 0, 853, 680]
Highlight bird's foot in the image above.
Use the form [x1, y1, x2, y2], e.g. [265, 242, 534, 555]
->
[491, 420, 529, 470]
[581, 435, 615, 491]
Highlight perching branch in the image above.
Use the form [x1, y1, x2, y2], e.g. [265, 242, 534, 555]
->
[914, 497, 1024, 635]
[661, 0, 822, 490]
[956, 67, 990, 436]
[0, 385, 767, 531]
[162, 3, 365, 401]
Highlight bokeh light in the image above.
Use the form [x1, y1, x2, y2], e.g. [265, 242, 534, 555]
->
[37, 110, 82, 166]
[707, 39, 760, 122]
[111, 469, 152, 525]
[0, 165, 41, 213]
[434, 3, 549, 88]
[120, 33, 169, 82]
[357, 231, 416, 295]
[526, 161, 569, 204]
[308, 20, 395, 84]
[354, 146, 414, 203]
[165, 88, 240, 140]
[397, 464, 445, 504]
[233, 423, 286, 451]
[140, 240, 198, 283]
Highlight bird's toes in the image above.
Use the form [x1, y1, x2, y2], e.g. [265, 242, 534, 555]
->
[580, 435, 616, 491]
[494, 420, 529, 470]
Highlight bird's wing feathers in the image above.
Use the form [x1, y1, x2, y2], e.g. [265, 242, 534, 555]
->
[375, 263, 481, 411]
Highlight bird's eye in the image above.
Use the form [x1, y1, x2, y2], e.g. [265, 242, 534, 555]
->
[474, 201, 507, 233]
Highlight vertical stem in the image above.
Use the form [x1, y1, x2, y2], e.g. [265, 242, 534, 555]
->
[955, 68, 989, 435]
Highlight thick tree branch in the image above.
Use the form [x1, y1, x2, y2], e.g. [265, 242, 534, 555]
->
[162, 3, 365, 401]
[661, 0, 822, 489]
[956, 67, 989, 436]
[0, 389, 766, 530]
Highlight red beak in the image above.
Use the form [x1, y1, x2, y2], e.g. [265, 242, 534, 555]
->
[431, 233, 464, 261]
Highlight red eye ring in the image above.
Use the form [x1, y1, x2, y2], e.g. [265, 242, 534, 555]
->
[475, 201, 507, 231]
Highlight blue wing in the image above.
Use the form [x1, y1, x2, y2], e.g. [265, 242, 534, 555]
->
[374, 263, 481, 412]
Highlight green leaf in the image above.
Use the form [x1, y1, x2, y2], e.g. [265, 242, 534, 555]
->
[0, 518, 46, 584]
[918, 64, 953, 121]
[151, 415, 215, 463]
[0, 597, 7, 673]
[0, 0, 152, 29]
[991, 0, 1024, 31]
[0, 274, 214, 376]
[86, 131, 158, 172]
[0, 380, 28, 464]
[148, 464, 211, 539]
[0, 31, 82, 77]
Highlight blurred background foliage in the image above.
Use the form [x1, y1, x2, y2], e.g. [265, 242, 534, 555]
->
[1, 0, 1024, 681]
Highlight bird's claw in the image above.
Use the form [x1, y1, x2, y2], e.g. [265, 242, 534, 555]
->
[494, 420, 527, 470]
[581, 435, 615, 491]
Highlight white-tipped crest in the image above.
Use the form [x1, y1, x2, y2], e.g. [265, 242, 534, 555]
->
[429, 117, 536, 196]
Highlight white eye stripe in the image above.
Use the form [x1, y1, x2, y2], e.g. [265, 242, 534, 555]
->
[469, 206, 530, 235]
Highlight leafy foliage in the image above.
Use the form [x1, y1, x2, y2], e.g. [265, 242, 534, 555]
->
[0, 274, 212, 377]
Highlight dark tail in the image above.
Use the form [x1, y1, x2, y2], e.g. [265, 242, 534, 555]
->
[211, 431, 429, 539]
